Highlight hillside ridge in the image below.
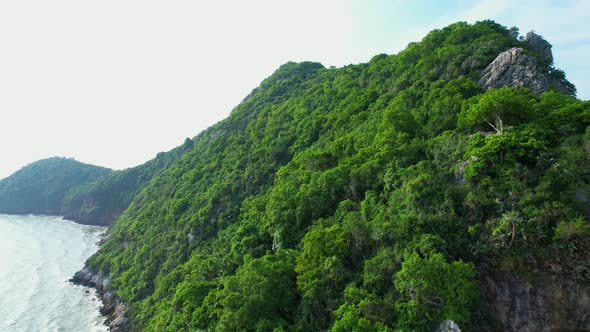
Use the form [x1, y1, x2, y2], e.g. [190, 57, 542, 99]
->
[0, 139, 193, 225]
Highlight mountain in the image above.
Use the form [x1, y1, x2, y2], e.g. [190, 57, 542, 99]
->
[6, 20, 590, 331]
[60, 138, 194, 225]
[0, 138, 193, 225]
[0, 157, 112, 215]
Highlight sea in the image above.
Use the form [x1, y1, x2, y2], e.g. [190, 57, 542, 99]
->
[0, 214, 108, 332]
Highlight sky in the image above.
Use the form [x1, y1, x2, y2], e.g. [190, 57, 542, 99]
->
[1, 0, 588, 179]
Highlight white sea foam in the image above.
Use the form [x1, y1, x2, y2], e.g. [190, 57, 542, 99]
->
[0, 214, 108, 332]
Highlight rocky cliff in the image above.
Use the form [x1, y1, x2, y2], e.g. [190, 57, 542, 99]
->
[70, 268, 130, 332]
[525, 31, 553, 62]
[478, 47, 549, 94]
[482, 269, 590, 331]
[478, 32, 575, 96]
[476, 31, 588, 331]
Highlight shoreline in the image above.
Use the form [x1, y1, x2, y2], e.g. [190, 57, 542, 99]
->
[70, 267, 130, 332]
[0, 214, 112, 331]
[0, 213, 122, 330]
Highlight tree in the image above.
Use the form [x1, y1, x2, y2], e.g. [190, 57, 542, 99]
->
[460, 87, 536, 134]
[216, 251, 298, 331]
[394, 252, 478, 330]
[295, 224, 350, 330]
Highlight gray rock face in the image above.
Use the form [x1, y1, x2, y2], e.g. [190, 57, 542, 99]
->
[456, 156, 479, 184]
[478, 46, 575, 96]
[435, 320, 461, 332]
[482, 270, 590, 331]
[478, 47, 549, 94]
[525, 31, 553, 62]
[70, 268, 130, 332]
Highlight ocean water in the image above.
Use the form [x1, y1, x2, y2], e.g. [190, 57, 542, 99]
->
[0, 214, 108, 332]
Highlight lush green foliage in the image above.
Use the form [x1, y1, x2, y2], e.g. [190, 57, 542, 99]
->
[394, 252, 477, 330]
[5, 20, 588, 331]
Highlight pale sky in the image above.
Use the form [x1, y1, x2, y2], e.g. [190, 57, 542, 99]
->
[1, 0, 588, 179]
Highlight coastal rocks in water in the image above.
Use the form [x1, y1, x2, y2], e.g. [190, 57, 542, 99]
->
[478, 47, 549, 94]
[70, 267, 98, 287]
[100, 291, 129, 330]
[70, 268, 129, 332]
[481, 270, 590, 331]
[97, 232, 110, 246]
[525, 31, 553, 61]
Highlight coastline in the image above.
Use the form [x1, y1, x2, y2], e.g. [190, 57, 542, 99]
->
[70, 267, 130, 332]
[0, 214, 110, 331]
[62, 214, 129, 331]
[0, 213, 121, 330]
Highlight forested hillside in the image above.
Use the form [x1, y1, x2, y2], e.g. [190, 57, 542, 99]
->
[60, 138, 194, 225]
[0, 157, 111, 215]
[0, 139, 193, 225]
[78, 21, 589, 331]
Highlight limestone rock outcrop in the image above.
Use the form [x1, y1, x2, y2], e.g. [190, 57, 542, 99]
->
[435, 320, 462, 332]
[477, 31, 576, 96]
[525, 31, 553, 61]
[478, 47, 549, 94]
